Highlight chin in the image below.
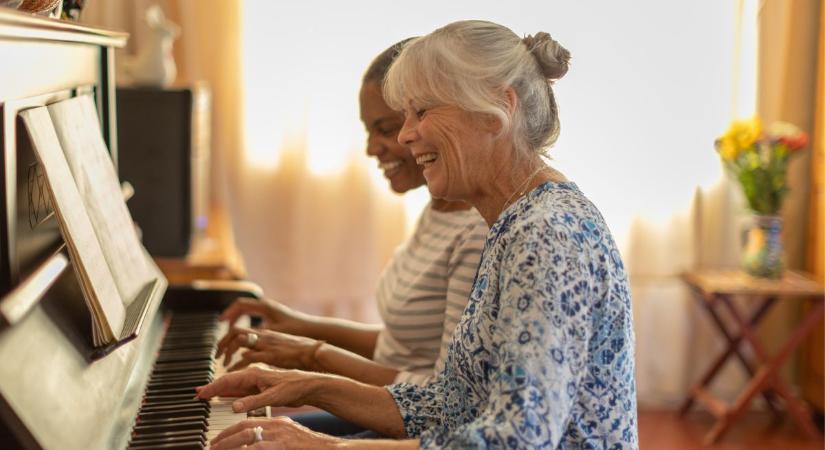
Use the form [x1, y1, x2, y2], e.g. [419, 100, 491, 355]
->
[389, 178, 414, 194]
[425, 184, 448, 200]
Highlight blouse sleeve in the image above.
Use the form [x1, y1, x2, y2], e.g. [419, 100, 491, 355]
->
[386, 379, 447, 437]
[417, 225, 595, 449]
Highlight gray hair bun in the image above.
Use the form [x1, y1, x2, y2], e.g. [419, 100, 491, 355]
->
[522, 32, 570, 80]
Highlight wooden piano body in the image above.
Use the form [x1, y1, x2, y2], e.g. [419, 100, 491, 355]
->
[0, 10, 257, 449]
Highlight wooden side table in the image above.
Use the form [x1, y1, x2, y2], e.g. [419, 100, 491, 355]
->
[679, 269, 825, 445]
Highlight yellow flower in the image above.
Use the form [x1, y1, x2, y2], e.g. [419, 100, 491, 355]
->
[721, 117, 762, 150]
[717, 137, 739, 161]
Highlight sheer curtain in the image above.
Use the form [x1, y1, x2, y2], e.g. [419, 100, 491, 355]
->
[81, 0, 823, 406]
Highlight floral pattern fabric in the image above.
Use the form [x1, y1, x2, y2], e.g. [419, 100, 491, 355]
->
[387, 182, 638, 449]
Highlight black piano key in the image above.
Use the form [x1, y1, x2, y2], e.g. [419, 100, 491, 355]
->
[131, 429, 205, 441]
[139, 407, 209, 420]
[129, 442, 204, 450]
[133, 419, 207, 434]
[141, 398, 211, 410]
[149, 373, 211, 383]
[130, 433, 205, 444]
[136, 415, 207, 428]
[153, 361, 214, 372]
[144, 393, 202, 403]
[146, 382, 203, 391]
[147, 379, 209, 391]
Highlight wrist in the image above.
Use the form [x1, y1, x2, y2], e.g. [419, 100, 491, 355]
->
[302, 372, 336, 408]
[302, 339, 326, 371]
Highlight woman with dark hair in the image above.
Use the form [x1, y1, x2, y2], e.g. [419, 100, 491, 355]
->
[199, 20, 638, 450]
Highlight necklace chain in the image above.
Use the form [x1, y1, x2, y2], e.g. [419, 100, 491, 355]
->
[502, 166, 548, 211]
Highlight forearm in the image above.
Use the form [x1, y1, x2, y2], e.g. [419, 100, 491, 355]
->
[313, 343, 399, 386]
[297, 313, 382, 359]
[306, 376, 407, 438]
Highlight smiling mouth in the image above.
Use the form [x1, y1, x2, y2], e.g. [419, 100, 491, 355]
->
[379, 160, 405, 178]
[379, 160, 403, 171]
[415, 153, 438, 167]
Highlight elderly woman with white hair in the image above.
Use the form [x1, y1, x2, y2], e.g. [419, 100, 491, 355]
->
[196, 19, 638, 450]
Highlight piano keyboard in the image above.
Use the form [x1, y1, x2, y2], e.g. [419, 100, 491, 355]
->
[127, 312, 259, 449]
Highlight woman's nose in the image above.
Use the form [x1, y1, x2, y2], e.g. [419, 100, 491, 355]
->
[398, 117, 417, 146]
[366, 134, 383, 157]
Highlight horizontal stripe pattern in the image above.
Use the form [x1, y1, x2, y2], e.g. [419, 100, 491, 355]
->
[372, 202, 487, 385]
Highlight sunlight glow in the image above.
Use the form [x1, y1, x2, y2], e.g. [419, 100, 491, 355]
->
[242, 0, 756, 240]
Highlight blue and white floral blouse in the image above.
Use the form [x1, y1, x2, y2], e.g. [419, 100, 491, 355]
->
[387, 181, 638, 449]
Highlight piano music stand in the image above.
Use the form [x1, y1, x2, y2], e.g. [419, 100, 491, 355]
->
[679, 269, 825, 445]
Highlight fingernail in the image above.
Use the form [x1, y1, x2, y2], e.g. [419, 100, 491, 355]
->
[232, 400, 243, 411]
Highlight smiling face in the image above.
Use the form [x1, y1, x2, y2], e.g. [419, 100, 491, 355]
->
[398, 102, 498, 202]
[360, 82, 426, 194]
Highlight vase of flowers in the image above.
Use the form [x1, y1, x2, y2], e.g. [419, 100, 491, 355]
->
[715, 118, 808, 278]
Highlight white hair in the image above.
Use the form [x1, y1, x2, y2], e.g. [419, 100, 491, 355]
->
[383, 20, 571, 156]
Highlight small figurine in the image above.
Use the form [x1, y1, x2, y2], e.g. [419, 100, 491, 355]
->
[61, 0, 85, 21]
[119, 5, 180, 87]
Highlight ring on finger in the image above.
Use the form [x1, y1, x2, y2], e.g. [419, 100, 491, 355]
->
[246, 333, 259, 348]
[253, 425, 264, 443]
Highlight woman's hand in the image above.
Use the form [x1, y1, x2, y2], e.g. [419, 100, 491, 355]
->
[216, 326, 323, 371]
[209, 417, 342, 450]
[195, 366, 326, 412]
[220, 297, 305, 334]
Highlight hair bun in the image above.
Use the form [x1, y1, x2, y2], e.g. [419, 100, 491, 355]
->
[523, 32, 570, 80]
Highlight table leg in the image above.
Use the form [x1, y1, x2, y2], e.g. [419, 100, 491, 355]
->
[716, 297, 824, 441]
[679, 294, 780, 416]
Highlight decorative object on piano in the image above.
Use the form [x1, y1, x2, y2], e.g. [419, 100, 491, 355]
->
[714, 117, 809, 278]
[18, 0, 60, 16]
[60, 0, 84, 21]
[119, 4, 180, 87]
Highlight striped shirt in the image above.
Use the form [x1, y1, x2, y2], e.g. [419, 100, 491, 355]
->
[372, 202, 488, 385]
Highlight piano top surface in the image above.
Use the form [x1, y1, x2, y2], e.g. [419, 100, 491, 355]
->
[0, 8, 126, 47]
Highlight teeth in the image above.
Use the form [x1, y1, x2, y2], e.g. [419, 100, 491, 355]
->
[379, 160, 403, 171]
[416, 153, 438, 165]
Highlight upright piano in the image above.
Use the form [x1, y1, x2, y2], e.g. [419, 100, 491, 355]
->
[0, 9, 261, 449]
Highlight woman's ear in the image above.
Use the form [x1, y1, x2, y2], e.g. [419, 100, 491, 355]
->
[484, 87, 518, 134]
[503, 86, 518, 116]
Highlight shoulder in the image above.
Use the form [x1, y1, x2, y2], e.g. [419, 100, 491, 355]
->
[491, 183, 625, 286]
[499, 182, 612, 254]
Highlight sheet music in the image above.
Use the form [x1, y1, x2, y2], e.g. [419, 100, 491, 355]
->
[20, 107, 125, 342]
[47, 95, 156, 307]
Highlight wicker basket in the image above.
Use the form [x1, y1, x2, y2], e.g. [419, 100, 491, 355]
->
[18, 0, 60, 13]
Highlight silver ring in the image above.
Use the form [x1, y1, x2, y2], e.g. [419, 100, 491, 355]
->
[253, 425, 264, 442]
[246, 333, 259, 348]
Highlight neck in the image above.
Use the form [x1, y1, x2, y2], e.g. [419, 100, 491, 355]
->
[431, 197, 472, 212]
[469, 155, 566, 227]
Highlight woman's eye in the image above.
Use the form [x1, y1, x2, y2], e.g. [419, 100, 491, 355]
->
[378, 126, 399, 137]
[415, 109, 428, 119]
